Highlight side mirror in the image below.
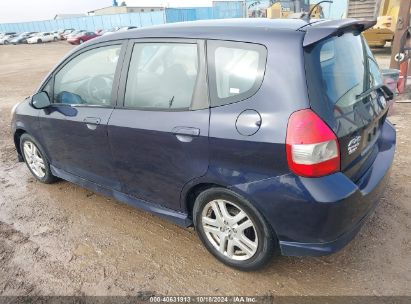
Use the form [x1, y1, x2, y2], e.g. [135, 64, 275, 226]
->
[31, 92, 51, 109]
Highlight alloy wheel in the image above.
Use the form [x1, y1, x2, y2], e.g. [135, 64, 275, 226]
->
[23, 141, 46, 178]
[201, 199, 258, 261]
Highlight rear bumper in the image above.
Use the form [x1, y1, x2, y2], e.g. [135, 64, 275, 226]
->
[278, 175, 384, 256]
[231, 121, 396, 256]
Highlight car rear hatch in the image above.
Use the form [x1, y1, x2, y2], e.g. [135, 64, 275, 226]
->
[302, 19, 393, 182]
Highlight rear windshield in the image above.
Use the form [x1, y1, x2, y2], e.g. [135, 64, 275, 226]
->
[304, 32, 383, 129]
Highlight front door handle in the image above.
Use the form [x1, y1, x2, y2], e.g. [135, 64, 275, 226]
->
[84, 117, 101, 130]
[172, 127, 200, 142]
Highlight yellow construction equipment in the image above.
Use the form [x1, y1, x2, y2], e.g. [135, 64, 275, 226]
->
[266, 1, 323, 19]
[363, 0, 399, 47]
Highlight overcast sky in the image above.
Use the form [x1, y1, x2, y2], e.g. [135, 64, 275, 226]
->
[0, 0, 214, 23]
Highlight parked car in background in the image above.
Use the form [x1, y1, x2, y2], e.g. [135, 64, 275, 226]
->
[0, 32, 16, 39]
[27, 32, 58, 44]
[0, 34, 17, 45]
[102, 27, 120, 35]
[51, 31, 61, 39]
[95, 29, 106, 35]
[117, 26, 138, 32]
[61, 29, 75, 40]
[10, 32, 37, 44]
[10, 19, 396, 271]
[65, 30, 85, 40]
[67, 31, 99, 45]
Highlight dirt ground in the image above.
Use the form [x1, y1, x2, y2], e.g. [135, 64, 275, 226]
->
[0, 42, 410, 296]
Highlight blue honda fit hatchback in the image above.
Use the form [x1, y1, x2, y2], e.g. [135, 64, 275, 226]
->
[11, 18, 396, 270]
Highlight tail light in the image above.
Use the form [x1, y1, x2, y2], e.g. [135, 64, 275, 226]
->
[286, 109, 340, 177]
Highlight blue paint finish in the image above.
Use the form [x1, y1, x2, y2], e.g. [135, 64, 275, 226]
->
[229, 121, 395, 252]
[108, 108, 210, 210]
[50, 165, 192, 227]
[39, 105, 122, 190]
[11, 19, 396, 259]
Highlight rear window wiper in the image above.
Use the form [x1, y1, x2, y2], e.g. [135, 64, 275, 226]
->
[356, 84, 393, 101]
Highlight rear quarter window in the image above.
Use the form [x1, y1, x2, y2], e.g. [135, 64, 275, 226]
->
[207, 40, 267, 107]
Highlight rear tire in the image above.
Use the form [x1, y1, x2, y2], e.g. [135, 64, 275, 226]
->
[53, 37, 58, 41]
[20, 134, 57, 184]
[193, 188, 276, 271]
[4, 40, 9, 45]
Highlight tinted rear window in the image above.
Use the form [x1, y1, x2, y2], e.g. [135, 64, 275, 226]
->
[304, 32, 383, 129]
[207, 41, 267, 107]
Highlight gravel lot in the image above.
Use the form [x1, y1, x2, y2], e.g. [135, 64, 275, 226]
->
[0, 43, 410, 296]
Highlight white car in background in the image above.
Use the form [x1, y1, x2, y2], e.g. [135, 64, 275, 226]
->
[27, 32, 58, 44]
[0, 34, 17, 45]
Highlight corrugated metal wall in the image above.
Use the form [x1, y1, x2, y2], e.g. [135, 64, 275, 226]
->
[213, 1, 245, 19]
[0, 3, 244, 33]
[165, 7, 214, 23]
[0, 11, 166, 32]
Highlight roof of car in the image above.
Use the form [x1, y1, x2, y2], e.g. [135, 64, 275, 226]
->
[89, 18, 310, 44]
[82, 18, 373, 48]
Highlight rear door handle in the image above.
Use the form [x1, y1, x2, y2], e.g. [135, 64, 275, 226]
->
[84, 117, 101, 130]
[172, 127, 200, 142]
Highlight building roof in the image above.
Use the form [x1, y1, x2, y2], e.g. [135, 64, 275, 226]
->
[54, 14, 86, 20]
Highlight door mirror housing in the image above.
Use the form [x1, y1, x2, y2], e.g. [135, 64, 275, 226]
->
[31, 92, 51, 109]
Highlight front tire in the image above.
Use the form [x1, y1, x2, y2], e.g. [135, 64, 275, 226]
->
[79, 39, 84, 44]
[37, 39, 42, 44]
[193, 188, 276, 271]
[20, 134, 57, 184]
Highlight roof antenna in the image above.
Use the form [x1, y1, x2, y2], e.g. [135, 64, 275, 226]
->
[302, 0, 333, 21]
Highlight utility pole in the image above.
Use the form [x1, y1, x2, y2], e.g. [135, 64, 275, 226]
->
[390, 0, 411, 91]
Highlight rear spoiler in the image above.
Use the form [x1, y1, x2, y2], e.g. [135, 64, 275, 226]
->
[301, 19, 376, 47]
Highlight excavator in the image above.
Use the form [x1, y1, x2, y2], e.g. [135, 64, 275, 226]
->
[264, 0, 402, 48]
[264, 0, 325, 19]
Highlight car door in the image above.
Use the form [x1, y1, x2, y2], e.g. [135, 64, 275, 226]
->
[42, 33, 50, 42]
[108, 39, 210, 210]
[38, 41, 126, 190]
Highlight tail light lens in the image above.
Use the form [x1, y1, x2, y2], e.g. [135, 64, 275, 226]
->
[286, 109, 340, 177]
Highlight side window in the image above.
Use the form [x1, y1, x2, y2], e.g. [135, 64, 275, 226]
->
[124, 42, 199, 110]
[54, 45, 121, 106]
[207, 40, 267, 107]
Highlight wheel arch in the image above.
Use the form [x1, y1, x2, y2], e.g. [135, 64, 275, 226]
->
[184, 180, 280, 247]
[184, 182, 225, 220]
[13, 128, 27, 160]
